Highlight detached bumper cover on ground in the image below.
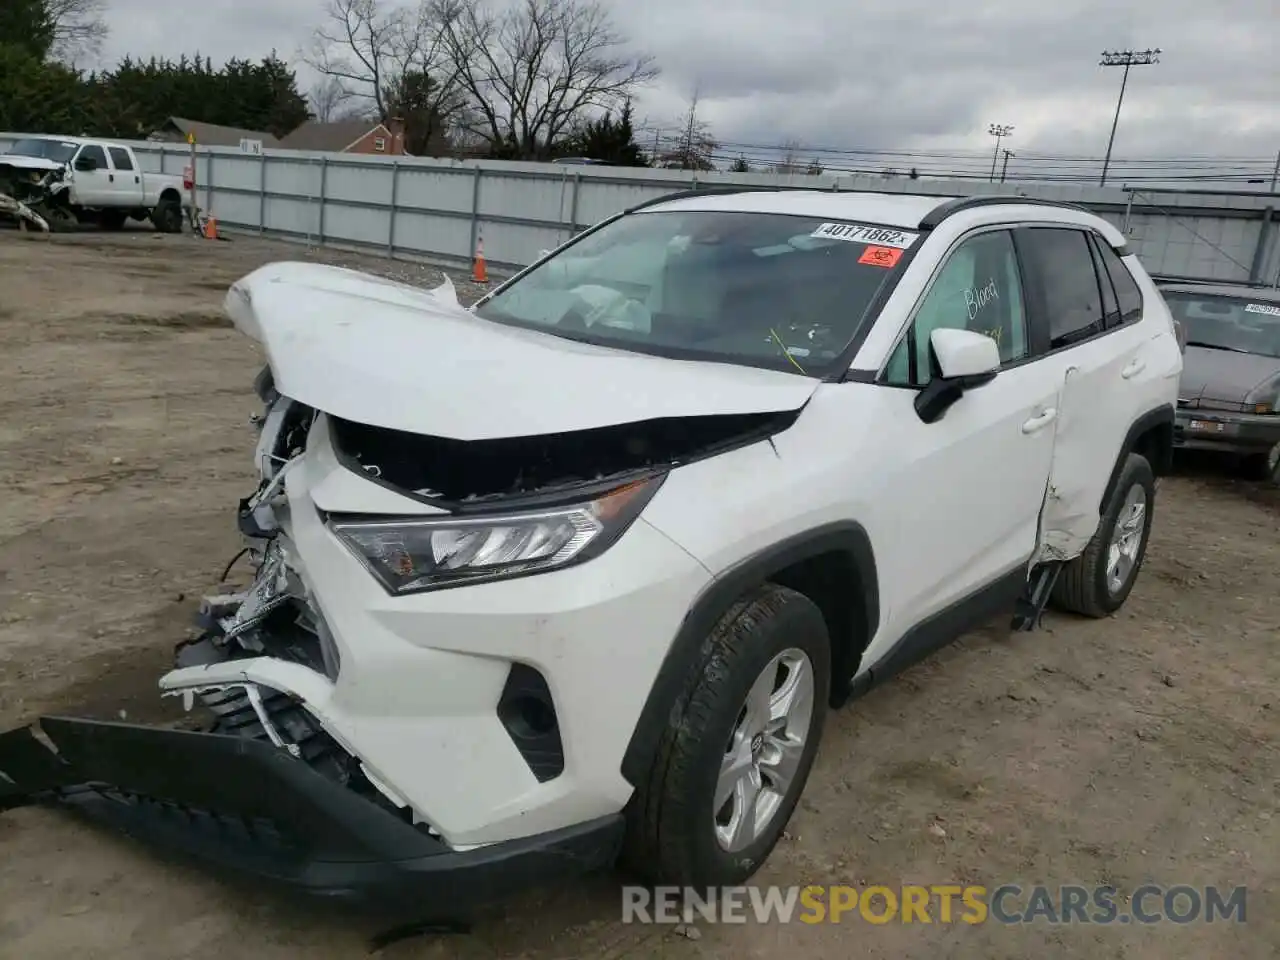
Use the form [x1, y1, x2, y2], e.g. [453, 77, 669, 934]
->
[0, 717, 623, 917]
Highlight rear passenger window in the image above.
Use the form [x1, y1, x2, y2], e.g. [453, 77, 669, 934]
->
[1022, 228, 1104, 349]
[1093, 238, 1143, 325]
[108, 147, 134, 170]
[1088, 234, 1120, 325]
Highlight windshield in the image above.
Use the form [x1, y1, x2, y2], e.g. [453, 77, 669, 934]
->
[473, 210, 916, 376]
[1163, 292, 1280, 360]
[5, 138, 78, 164]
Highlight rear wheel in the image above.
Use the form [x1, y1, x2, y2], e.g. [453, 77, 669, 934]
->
[622, 583, 830, 886]
[1052, 452, 1156, 617]
[150, 197, 183, 234]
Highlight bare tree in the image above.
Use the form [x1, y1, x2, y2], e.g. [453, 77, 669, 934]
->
[774, 139, 804, 175]
[659, 91, 717, 170]
[307, 0, 469, 142]
[309, 75, 351, 122]
[307, 0, 405, 119]
[441, 0, 658, 159]
[46, 0, 108, 63]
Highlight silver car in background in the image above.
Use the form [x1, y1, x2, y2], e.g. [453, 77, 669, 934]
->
[1159, 282, 1280, 483]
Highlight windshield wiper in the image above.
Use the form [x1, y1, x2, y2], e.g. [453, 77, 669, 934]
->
[1184, 340, 1251, 353]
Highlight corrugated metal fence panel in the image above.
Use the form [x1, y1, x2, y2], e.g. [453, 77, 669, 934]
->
[2, 131, 1276, 284]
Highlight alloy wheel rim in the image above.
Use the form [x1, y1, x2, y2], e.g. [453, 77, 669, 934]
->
[1106, 483, 1147, 595]
[713, 647, 815, 853]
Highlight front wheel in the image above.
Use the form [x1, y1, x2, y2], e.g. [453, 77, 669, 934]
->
[1052, 452, 1156, 617]
[622, 584, 830, 887]
[1240, 448, 1280, 485]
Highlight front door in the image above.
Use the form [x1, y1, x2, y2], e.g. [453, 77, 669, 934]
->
[70, 143, 112, 206]
[864, 227, 1057, 663]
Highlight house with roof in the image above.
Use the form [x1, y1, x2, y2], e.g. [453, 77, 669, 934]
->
[278, 119, 406, 156]
[146, 117, 280, 148]
[146, 117, 407, 156]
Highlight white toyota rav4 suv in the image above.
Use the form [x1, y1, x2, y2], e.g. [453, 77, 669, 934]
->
[0, 190, 1183, 922]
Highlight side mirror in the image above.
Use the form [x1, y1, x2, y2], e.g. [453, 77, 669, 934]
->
[74, 155, 97, 171]
[914, 328, 1001, 424]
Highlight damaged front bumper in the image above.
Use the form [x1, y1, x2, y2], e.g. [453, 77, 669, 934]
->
[0, 191, 50, 232]
[0, 716, 623, 918]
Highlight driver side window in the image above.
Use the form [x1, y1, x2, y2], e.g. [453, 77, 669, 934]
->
[884, 230, 1028, 386]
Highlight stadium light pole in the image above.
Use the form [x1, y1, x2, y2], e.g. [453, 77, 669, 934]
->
[1099, 48, 1161, 187]
[988, 124, 1014, 182]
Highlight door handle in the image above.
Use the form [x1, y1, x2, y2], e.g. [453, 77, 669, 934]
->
[134, 176, 140, 183]
[1022, 408, 1057, 434]
[108, 174, 114, 182]
[1122, 359, 1146, 379]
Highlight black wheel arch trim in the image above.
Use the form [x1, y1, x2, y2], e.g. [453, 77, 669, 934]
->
[620, 520, 879, 787]
[1102, 404, 1175, 510]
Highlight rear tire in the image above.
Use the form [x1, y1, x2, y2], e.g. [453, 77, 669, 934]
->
[1052, 452, 1156, 618]
[150, 197, 183, 234]
[622, 583, 830, 887]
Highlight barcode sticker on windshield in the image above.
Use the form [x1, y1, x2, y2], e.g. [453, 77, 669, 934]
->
[811, 222, 919, 249]
[1244, 303, 1280, 317]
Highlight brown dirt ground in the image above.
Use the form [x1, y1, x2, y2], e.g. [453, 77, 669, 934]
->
[0, 228, 1276, 960]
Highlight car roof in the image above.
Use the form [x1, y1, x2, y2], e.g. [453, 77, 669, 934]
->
[640, 190, 955, 229]
[1158, 282, 1280, 304]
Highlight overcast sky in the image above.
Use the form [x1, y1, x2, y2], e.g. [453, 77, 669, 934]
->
[99, 0, 1279, 179]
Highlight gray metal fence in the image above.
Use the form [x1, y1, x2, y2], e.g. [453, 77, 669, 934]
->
[3, 132, 1278, 286]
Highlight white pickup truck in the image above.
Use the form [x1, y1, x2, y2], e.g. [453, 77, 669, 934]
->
[0, 135, 188, 233]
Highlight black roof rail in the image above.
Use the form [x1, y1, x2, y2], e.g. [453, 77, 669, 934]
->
[624, 184, 834, 215]
[917, 194, 1094, 230]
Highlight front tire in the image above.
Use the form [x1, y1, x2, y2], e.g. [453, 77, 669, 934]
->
[623, 584, 830, 887]
[1052, 452, 1156, 617]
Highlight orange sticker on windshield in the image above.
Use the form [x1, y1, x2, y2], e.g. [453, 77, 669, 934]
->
[858, 245, 903, 268]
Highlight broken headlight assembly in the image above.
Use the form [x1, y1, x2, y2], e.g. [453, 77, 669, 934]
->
[329, 475, 664, 594]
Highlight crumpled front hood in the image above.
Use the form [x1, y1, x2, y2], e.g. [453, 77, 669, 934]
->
[0, 155, 64, 174]
[225, 261, 820, 440]
[1179, 346, 1280, 403]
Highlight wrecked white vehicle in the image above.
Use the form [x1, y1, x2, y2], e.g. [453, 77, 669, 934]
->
[0, 189, 1183, 923]
[1, 136, 187, 233]
[0, 150, 68, 232]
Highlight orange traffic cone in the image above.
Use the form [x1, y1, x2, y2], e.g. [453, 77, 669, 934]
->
[471, 237, 488, 284]
[203, 215, 218, 240]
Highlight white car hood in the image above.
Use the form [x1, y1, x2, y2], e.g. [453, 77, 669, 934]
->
[224, 261, 820, 440]
[0, 155, 64, 173]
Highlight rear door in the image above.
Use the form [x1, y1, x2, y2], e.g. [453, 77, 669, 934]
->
[1016, 226, 1163, 561]
[106, 146, 145, 207]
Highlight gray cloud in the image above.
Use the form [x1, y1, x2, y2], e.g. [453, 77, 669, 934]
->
[99, 0, 1280, 178]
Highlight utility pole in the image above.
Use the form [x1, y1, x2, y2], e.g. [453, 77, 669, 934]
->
[1270, 148, 1279, 192]
[1099, 48, 1161, 187]
[1000, 149, 1014, 183]
[988, 124, 1013, 182]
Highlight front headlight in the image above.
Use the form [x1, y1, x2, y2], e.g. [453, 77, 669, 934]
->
[329, 475, 663, 594]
